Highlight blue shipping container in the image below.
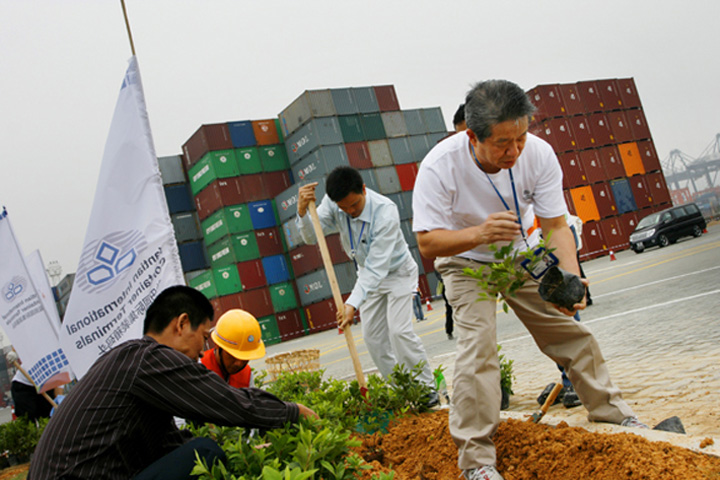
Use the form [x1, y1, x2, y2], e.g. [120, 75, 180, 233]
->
[249, 200, 277, 229]
[262, 254, 291, 285]
[227, 121, 257, 148]
[164, 184, 195, 214]
[178, 241, 208, 272]
[610, 178, 638, 214]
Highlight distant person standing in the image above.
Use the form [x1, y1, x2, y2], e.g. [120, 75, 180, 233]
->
[6, 349, 60, 421]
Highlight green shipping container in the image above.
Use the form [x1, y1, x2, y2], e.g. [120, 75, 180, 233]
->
[207, 237, 236, 268]
[201, 205, 253, 246]
[338, 115, 365, 143]
[258, 315, 282, 345]
[274, 119, 284, 142]
[235, 147, 263, 174]
[360, 113, 387, 141]
[212, 265, 243, 296]
[268, 282, 298, 313]
[230, 232, 261, 262]
[259, 145, 290, 172]
[225, 204, 254, 233]
[188, 270, 217, 299]
[188, 150, 240, 195]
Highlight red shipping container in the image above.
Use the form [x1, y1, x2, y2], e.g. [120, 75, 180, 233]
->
[645, 172, 671, 205]
[303, 298, 338, 334]
[543, 118, 576, 152]
[626, 109, 652, 141]
[579, 221, 606, 260]
[182, 123, 233, 169]
[597, 145, 626, 180]
[607, 111, 634, 144]
[618, 211, 639, 242]
[637, 140, 661, 172]
[578, 150, 607, 184]
[209, 298, 224, 323]
[599, 218, 628, 251]
[563, 189, 576, 215]
[597, 79, 624, 111]
[576, 81, 605, 112]
[255, 227, 286, 257]
[558, 152, 587, 189]
[374, 85, 400, 112]
[528, 84, 565, 120]
[617, 78, 642, 109]
[586, 113, 615, 146]
[251, 119, 280, 146]
[629, 175, 653, 208]
[418, 274, 430, 300]
[420, 253, 435, 273]
[567, 115, 595, 150]
[194, 178, 245, 221]
[275, 309, 306, 341]
[236, 174, 268, 203]
[396, 163, 419, 191]
[557, 84, 586, 116]
[289, 244, 322, 277]
[216, 293, 241, 316]
[345, 141, 373, 169]
[238, 287, 274, 319]
[263, 170, 292, 199]
[237, 259, 267, 290]
[327, 234, 351, 263]
[591, 182, 618, 218]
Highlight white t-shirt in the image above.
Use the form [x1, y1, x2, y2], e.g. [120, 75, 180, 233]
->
[412, 131, 567, 263]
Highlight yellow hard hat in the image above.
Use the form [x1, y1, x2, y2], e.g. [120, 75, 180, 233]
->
[211, 309, 266, 361]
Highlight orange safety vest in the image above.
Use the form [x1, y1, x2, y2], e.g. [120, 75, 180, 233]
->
[201, 348, 252, 389]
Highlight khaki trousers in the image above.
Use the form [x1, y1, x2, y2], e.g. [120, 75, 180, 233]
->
[435, 256, 634, 469]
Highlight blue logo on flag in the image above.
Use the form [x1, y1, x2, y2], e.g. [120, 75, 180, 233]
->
[2, 276, 26, 303]
[76, 230, 147, 293]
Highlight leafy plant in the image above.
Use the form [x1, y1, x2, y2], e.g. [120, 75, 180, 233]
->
[498, 345, 515, 396]
[0, 416, 48, 463]
[463, 235, 556, 313]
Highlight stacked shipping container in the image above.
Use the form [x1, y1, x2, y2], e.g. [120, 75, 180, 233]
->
[165, 85, 450, 346]
[527, 78, 671, 260]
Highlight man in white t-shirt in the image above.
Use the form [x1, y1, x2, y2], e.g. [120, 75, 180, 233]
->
[412, 80, 645, 480]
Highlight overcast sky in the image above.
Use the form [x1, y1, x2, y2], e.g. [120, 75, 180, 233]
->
[1, 0, 718, 281]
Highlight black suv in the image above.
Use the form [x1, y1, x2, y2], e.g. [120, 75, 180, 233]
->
[629, 203, 706, 253]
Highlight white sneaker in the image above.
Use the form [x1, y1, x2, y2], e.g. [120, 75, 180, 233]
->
[463, 465, 504, 480]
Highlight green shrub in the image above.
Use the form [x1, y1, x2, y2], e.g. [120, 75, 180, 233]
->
[0, 416, 48, 463]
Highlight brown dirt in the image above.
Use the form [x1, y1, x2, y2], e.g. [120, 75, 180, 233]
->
[354, 410, 720, 480]
[0, 464, 28, 480]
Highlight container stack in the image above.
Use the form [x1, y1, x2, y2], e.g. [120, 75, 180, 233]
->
[527, 78, 672, 260]
[52, 273, 76, 319]
[275, 85, 449, 334]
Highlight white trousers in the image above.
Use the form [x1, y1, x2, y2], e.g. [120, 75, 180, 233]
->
[358, 257, 434, 388]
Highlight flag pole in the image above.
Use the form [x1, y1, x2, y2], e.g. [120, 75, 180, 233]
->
[13, 361, 58, 409]
[120, 0, 136, 56]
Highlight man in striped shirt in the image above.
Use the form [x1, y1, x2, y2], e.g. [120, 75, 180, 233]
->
[29, 286, 317, 480]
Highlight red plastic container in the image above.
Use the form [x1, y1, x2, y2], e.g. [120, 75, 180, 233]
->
[237, 259, 267, 290]
[607, 110, 634, 144]
[345, 142, 373, 169]
[637, 140, 661, 172]
[597, 145, 626, 180]
[579, 150, 607, 184]
[591, 182, 618, 218]
[558, 152, 588, 189]
[599, 218, 628, 251]
[396, 163, 419, 191]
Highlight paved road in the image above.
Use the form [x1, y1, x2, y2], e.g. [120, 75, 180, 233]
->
[259, 224, 720, 441]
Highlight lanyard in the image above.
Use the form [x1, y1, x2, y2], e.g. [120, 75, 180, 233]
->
[346, 216, 366, 270]
[471, 144, 529, 248]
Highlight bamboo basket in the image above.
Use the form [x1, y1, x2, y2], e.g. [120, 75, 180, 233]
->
[265, 348, 320, 380]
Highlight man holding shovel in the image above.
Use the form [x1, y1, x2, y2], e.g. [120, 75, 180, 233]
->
[296, 166, 438, 407]
[412, 80, 646, 480]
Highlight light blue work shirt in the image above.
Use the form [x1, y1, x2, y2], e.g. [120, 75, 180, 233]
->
[296, 188, 413, 309]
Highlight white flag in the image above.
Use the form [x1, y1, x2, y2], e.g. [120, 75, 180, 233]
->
[60, 56, 185, 378]
[0, 209, 73, 393]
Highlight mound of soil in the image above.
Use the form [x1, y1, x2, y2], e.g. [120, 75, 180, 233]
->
[355, 410, 720, 480]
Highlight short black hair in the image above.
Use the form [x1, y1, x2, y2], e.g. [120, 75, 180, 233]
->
[465, 80, 536, 142]
[326, 166, 364, 202]
[453, 104, 465, 127]
[143, 285, 214, 334]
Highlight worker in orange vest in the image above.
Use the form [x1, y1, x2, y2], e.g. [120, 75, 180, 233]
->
[201, 309, 265, 388]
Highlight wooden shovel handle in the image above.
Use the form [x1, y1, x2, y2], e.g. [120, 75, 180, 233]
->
[14, 360, 58, 408]
[307, 201, 367, 389]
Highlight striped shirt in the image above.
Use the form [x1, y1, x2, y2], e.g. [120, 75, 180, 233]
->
[29, 336, 298, 479]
